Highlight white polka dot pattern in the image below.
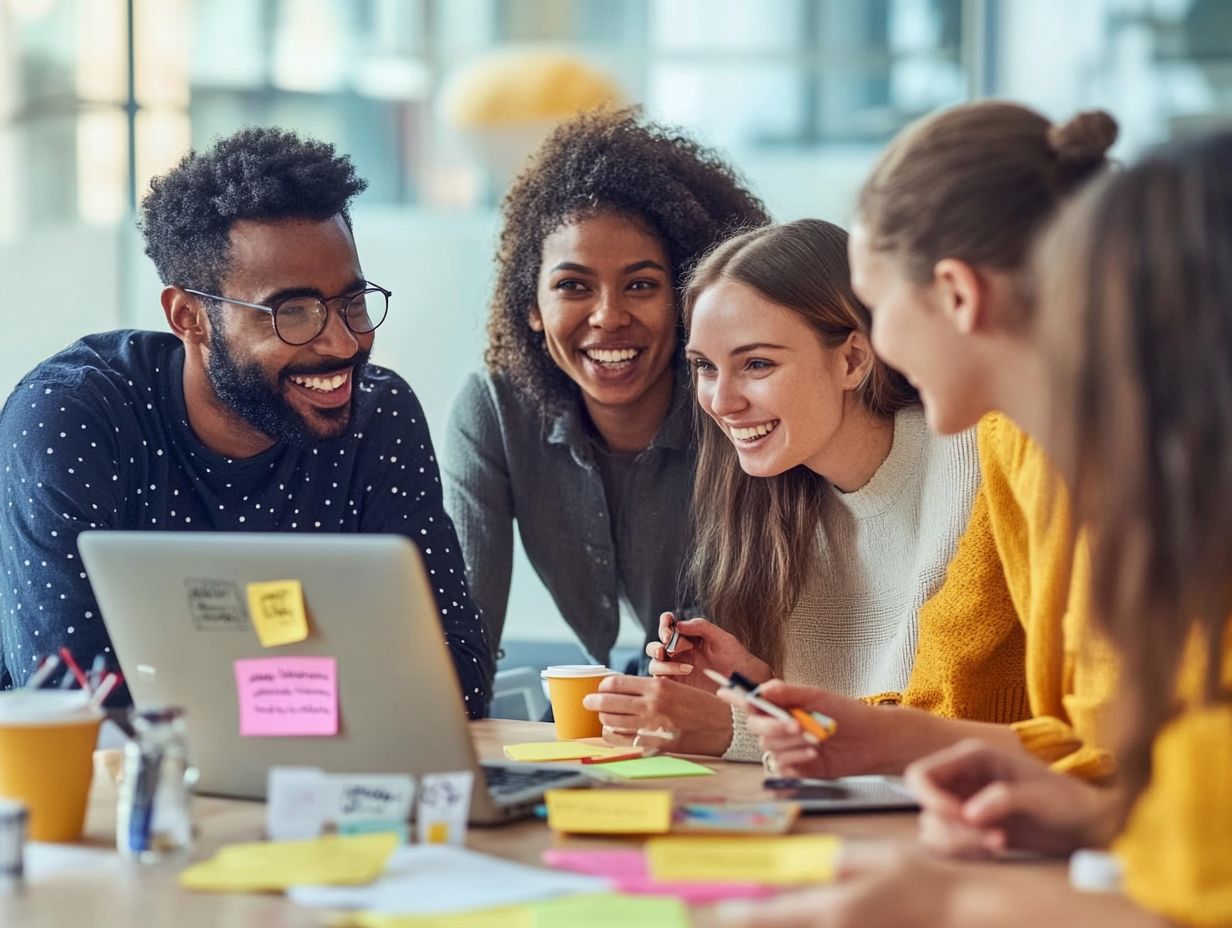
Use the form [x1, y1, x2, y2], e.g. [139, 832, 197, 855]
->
[0, 331, 494, 715]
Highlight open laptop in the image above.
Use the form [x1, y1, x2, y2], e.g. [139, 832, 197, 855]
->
[77, 531, 589, 824]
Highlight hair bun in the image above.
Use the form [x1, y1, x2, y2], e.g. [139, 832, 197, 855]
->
[1048, 110, 1119, 165]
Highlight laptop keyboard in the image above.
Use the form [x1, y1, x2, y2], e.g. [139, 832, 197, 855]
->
[482, 764, 582, 798]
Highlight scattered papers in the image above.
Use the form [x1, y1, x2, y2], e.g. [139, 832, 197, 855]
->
[543, 848, 778, 904]
[246, 579, 309, 647]
[545, 789, 672, 835]
[417, 771, 473, 845]
[234, 656, 338, 737]
[584, 756, 714, 780]
[179, 832, 397, 893]
[673, 802, 800, 835]
[288, 844, 606, 914]
[502, 742, 628, 763]
[645, 834, 841, 885]
[335, 893, 688, 928]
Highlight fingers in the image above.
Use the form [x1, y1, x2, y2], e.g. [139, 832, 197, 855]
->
[583, 691, 645, 716]
[917, 808, 1003, 859]
[766, 747, 821, 775]
[754, 680, 847, 715]
[904, 739, 1004, 815]
[718, 888, 836, 928]
[647, 657, 694, 677]
[600, 724, 638, 746]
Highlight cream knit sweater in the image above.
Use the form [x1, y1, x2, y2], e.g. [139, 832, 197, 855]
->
[724, 406, 981, 761]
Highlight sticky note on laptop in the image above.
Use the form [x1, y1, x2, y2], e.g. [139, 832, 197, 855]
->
[545, 789, 672, 834]
[646, 834, 841, 885]
[583, 756, 714, 780]
[503, 742, 627, 763]
[234, 656, 339, 737]
[246, 579, 309, 647]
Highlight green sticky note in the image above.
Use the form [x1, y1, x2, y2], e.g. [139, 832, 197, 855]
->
[533, 893, 690, 928]
[585, 756, 715, 780]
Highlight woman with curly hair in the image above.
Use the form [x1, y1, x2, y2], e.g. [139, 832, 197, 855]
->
[442, 109, 769, 666]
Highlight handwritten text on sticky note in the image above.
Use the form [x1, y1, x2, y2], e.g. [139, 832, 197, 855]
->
[235, 656, 338, 737]
[332, 773, 416, 825]
[246, 579, 310, 647]
[545, 789, 672, 834]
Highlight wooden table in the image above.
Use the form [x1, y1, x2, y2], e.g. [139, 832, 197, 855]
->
[0, 719, 1066, 927]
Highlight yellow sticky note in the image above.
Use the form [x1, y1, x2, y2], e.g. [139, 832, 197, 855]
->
[645, 834, 841, 885]
[338, 907, 533, 928]
[544, 788, 672, 834]
[246, 579, 309, 647]
[179, 832, 397, 893]
[502, 742, 626, 762]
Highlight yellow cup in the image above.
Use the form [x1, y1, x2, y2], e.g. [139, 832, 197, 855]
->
[0, 691, 101, 842]
[541, 665, 617, 740]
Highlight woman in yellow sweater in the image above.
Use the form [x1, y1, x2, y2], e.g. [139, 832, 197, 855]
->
[731, 101, 1120, 782]
[722, 123, 1232, 928]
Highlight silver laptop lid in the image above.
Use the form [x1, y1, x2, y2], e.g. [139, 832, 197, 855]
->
[77, 531, 511, 818]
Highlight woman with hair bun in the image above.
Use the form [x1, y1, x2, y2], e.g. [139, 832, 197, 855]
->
[723, 122, 1231, 928]
[729, 102, 1123, 784]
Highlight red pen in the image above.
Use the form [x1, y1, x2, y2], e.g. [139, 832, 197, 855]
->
[58, 647, 91, 690]
[580, 750, 646, 765]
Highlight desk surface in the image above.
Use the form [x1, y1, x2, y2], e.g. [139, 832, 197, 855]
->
[1, 719, 1066, 927]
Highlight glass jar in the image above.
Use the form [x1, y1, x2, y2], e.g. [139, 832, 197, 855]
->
[116, 707, 196, 862]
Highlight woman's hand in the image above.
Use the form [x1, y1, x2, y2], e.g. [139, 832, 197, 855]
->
[719, 680, 898, 778]
[645, 612, 771, 691]
[582, 674, 735, 756]
[717, 844, 961, 928]
[906, 739, 1124, 858]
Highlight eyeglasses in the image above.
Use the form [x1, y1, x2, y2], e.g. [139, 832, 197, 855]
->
[184, 281, 392, 346]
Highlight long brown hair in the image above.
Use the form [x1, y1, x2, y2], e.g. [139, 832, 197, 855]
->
[1038, 130, 1232, 800]
[857, 101, 1117, 327]
[682, 219, 918, 671]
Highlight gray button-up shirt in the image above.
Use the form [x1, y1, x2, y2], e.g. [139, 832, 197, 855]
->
[442, 370, 695, 664]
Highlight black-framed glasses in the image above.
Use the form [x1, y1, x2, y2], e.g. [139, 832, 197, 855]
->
[184, 281, 391, 346]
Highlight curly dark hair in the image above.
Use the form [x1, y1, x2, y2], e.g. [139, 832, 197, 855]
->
[139, 126, 368, 294]
[487, 108, 770, 407]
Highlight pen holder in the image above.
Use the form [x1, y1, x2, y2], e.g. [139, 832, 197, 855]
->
[0, 692, 101, 842]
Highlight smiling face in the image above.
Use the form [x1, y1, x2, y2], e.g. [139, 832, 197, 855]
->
[201, 215, 373, 446]
[530, 212, 677, 424]
[848, 222, 987, 436]
[687, 278, 866, 479]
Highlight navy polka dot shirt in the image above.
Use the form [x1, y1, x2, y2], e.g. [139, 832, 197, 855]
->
[0, 331, 493, 716]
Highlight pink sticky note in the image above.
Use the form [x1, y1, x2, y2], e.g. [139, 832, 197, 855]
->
[542, 849, 778, 904]
[234, 656, 339, 737]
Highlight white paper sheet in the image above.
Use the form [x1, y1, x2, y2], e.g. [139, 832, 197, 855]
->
[287, 844, 606, 914]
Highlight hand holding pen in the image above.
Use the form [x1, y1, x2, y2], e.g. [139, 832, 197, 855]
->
[717, 678, 896, 780]
[645, 611, 773, 693]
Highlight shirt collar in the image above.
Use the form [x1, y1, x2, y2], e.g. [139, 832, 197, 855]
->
[545, 368, 693, 454]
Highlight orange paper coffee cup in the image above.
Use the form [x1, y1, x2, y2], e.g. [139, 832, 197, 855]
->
[0, 691, 101, 842]
[541, 665, 617, 740]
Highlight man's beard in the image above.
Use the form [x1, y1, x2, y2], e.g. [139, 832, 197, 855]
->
[205, 327, 369, 447]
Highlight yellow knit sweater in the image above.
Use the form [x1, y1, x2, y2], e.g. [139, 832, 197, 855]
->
[1113, 628, 1232, 927]
[902, 413, 1119, 779]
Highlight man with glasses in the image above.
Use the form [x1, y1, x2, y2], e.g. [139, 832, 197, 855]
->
[0, 127, 494, 715]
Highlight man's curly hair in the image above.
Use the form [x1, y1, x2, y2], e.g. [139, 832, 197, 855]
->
[487, 109, 770, 408]
[139, 127, 368, 294]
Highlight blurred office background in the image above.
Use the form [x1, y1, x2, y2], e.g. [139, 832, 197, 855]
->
[2, 0, 1231, 669]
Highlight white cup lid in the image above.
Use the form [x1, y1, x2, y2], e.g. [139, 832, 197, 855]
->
[0, 690, 99, 725]
[540, 664, 617, 679]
